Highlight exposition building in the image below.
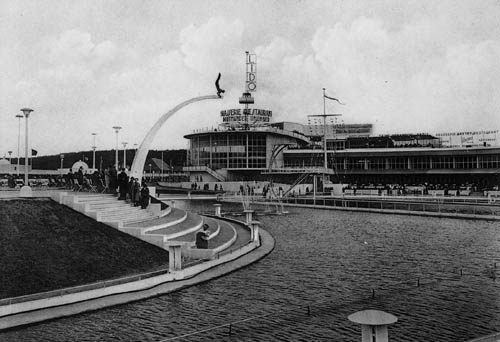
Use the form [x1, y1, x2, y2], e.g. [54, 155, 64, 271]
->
[183, 95, 500, 191]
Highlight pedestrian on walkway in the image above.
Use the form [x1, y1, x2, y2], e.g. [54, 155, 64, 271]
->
[118, 168, 129, 200]
[140, 184, 150, 209]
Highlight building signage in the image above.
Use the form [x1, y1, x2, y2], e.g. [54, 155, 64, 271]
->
[220, 108, 272, 125]
[436, 130, 499, 147]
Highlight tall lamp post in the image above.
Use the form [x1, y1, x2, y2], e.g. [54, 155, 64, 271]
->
[112, 126, 121, 170]
[91, 133, 97, 170]
[15, 114, 23, 176]
[122, 142, 128, 171]
[20, 108, 33, 196]
[149, 163, 152, 181]
[7, 151, 12, 174]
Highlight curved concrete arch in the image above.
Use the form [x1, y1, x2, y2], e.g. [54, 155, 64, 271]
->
[130, 95, 221, 181]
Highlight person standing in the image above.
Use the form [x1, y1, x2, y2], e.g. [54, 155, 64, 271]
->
[77, 167, 84, 186]
[117, 168, 129, 200]
[67, 169, 74, 189]
[140, 184, 150, 209]
[104, 167, 111, 193]
[128, 177, 135, 202]
[133, 178, 141, 206]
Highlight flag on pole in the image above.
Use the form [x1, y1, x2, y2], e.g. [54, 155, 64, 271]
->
[31, 149, 38, 156]
[324, 94, 346, 105]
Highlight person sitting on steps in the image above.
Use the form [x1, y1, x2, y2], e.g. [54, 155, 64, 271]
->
[195, 224, 210, 249]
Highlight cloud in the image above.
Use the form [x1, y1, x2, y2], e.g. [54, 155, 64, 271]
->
[249, 15, 500, 135]
[180, 17, 245, 76]
[2, 8, 500, 157]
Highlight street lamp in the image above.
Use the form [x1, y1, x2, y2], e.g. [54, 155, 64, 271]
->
[20, 108, 33, 196]
[15, 114, 23, 176]
[149, 163, 152, 181]
[60, 154, 64, 175]
[122, 142, 128, 171]
[112, 126, 121, 170]
[7, 151, 12, 174]
[91, 133, 97, 170]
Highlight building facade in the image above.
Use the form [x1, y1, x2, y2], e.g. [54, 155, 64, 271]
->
[183, 103, 499, 189]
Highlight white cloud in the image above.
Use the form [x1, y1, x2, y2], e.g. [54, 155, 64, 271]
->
[180, 17, 245, 76]
[1, 2, 500, 157]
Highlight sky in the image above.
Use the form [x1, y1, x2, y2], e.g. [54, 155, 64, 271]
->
[1, 0, 499, 157]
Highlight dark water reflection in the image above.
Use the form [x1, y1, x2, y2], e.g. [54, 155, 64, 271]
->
[1, 201, 499, 341]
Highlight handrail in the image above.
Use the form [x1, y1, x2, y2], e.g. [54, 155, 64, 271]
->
[220, 195, 500, 217]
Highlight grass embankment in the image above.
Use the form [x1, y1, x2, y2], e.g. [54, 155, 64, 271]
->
[0, 198, 169, 299]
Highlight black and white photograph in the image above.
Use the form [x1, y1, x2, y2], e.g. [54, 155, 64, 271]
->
[0, 0, 499, 341]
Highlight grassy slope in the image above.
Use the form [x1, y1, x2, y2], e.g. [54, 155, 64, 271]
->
[0, 199, 169, 299]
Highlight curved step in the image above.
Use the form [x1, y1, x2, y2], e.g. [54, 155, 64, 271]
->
[145, 212, 203, 240]
[171, 217, 220, 244]
[75, 195, 116, 202]
[101, 210, 155, 221]
[124, 208, 188, 231]
[206, 220, 237, 252]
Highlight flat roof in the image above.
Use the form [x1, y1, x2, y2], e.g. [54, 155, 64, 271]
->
[285, 146, 500, 157]
[184, 127, 310, 144]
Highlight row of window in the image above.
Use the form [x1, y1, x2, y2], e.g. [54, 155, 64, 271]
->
[284, 154, 500, 170]
[196, 134, 266, 147]
[190, 133, 267, 169]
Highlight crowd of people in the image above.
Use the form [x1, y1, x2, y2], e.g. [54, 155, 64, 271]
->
[342, 182, 483, 196]
[190, 182, 224, 192]
[64, 166, 150, 209]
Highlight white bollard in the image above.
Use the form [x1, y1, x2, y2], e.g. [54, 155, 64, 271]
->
[249, 220, 261, 244]
[164, 242, 183, 272]
[243, 209, 254, 225]
[348, 310, 397, 342]
[214, 203, 222, 217]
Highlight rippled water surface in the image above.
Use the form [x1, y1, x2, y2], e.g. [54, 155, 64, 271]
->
[2, 201, 500, 341]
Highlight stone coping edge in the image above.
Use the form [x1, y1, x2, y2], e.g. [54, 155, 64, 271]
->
[0, 228, 275, 331]
[466, 331, 500, 342]
[222, 200, 500, 221]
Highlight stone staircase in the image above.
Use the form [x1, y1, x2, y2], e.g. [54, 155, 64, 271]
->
[51, 192, 252, 261]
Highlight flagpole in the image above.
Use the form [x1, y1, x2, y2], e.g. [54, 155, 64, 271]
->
[309, 90, 342, 194]
[322, 88, 327, 172]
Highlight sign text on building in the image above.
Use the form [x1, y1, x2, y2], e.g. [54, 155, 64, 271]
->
[220, 108, 272, 125]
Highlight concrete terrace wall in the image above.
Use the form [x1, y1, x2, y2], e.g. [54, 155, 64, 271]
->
[0, 228, 274, 330]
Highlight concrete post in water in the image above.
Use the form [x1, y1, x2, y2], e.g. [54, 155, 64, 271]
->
[165, 242, 184, 272]
[250, 220, 261, 243]
[244, 209, 254, 225]
[214, 203, 222, 217]
[348, 310, 397, 342]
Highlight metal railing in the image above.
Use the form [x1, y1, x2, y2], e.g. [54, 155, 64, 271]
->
[220, 194, 500, 217]
[285, 197, 500, 217]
